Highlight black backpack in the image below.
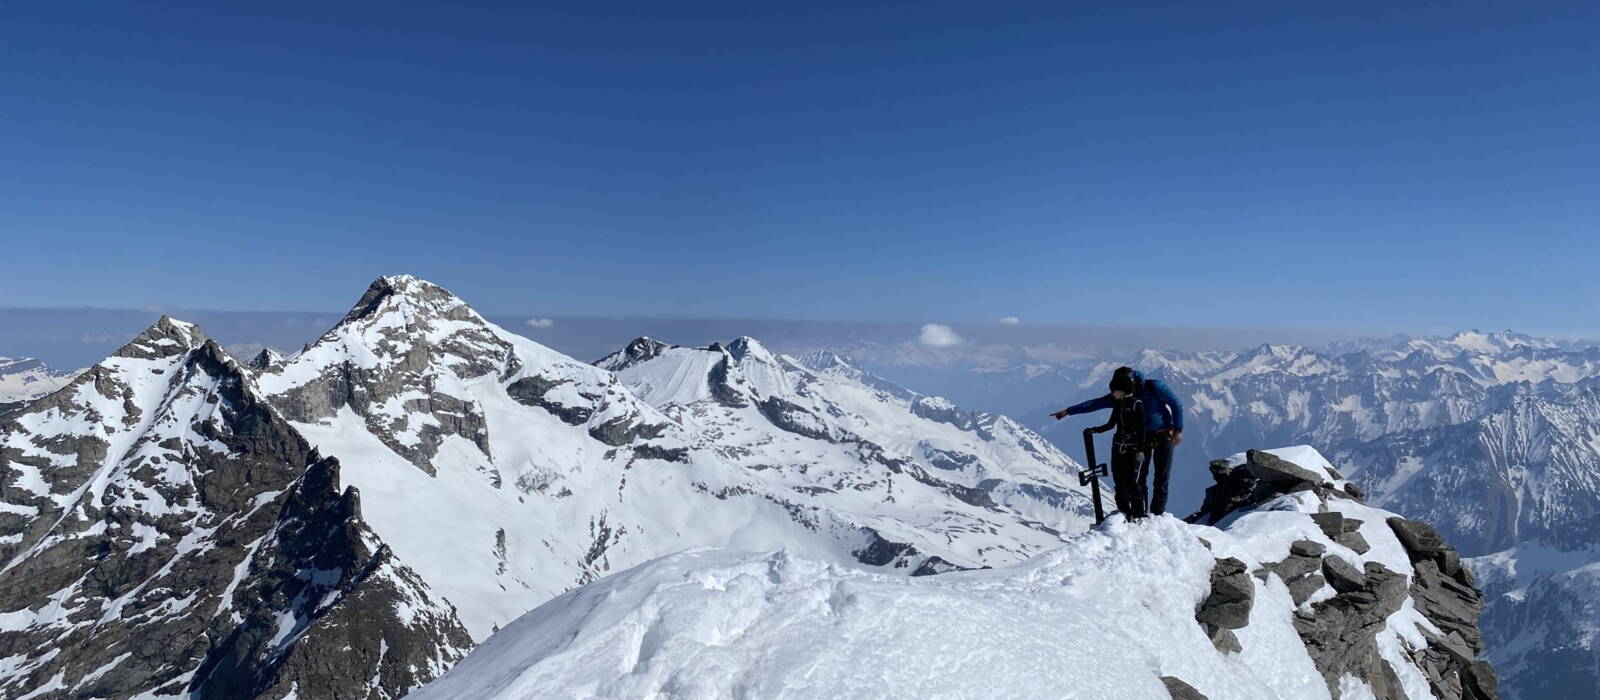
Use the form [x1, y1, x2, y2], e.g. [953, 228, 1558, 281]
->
[1111, 396, 1147, 454]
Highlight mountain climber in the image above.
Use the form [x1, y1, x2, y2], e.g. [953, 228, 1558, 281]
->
[1051, 367, 1184, 519]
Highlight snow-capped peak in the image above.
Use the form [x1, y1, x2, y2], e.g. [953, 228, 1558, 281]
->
[594, 336, 675, 372]
[342, 274, 480, 324]
[111, 314, 206, 360]
[722, 335, 775, 364]
[247, 346, 285, 371]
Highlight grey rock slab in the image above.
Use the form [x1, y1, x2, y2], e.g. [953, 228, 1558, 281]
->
[1244, 449, 1327, 487]
[1336, 530, 1372, 554]
[1311, 512, 1345, 540]
[1323, 556, 1367, 594]
[1161, 675, 1209, 700]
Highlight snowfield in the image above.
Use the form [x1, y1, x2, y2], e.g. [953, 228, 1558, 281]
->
[415, 447, 1452, 700]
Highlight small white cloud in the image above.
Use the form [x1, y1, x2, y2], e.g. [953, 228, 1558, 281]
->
[918, 323, 963, 348]
[999, 316, 1020, 325]
[525, 318, 556, 328]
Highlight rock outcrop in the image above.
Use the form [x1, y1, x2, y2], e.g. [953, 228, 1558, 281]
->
[1189, 447, 1500, 700]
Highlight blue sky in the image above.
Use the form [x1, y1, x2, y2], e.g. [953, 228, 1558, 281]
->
[3, 2, 1596, 334]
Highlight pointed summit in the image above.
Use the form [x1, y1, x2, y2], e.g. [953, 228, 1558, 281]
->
[596, 337, 675, 371]
[724, 336, 776, 363]
[112, 315, 207, 360]
[342, 274, 481, 326]
[248, 347, 285, 371]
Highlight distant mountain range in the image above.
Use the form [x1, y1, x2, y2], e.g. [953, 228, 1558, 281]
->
[4, 280, 1592, 698]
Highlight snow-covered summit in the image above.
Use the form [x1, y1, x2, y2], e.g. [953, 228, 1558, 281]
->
[417, 445, 1499, 700]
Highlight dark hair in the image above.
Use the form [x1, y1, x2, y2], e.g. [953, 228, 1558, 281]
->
[1109, 366, 1140, 394]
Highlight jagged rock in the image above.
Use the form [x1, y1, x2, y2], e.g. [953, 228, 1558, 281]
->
[1411, 560, 1486, 652]
[1389, 517, 1450, 559]
[1161, 675, 1209, 700]
[1244, 449, 1327, 488]
[1322, 556, 1367, 593]
[1292, 561, 1408, 698]
[246, 347, 283, 371]
[1195, 557, 1254, 631]
[1187, 460, 1263, 525]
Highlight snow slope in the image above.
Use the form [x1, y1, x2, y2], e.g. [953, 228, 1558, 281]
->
[416, 446, 1491, 700]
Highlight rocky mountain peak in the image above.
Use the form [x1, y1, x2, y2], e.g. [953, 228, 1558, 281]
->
[342, 274, 480, 326]
[246, 346, 284, 371]
[596, 336, 674, 371]
[111, 315, 207, 360]
[724, 336, 775, 363]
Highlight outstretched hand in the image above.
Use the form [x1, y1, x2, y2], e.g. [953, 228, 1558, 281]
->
[1051, 410, 1069, 420]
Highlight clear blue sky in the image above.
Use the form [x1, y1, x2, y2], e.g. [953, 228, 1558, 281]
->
[3, 2, 1596, 334]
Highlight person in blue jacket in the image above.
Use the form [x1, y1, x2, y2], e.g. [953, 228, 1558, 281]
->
[1052, 366, 1184, 519]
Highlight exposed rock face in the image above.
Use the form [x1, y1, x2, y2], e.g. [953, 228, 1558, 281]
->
[1194, 557, 1252, 653]
[1292, 560, 1409, 698]
[1189, 447, 1500, 700]
[246, 347, 284, 371]
[257, 276, 511, 475]
[191, 457, 472, 700]
[0, 317, 469, 699]
[1387, 517, 1500, 700]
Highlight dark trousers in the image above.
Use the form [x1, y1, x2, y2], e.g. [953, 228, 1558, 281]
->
[1111, 433, 1176, 519]
[1111, 445, 1148, 519]
[1143, 434, 1175, 516]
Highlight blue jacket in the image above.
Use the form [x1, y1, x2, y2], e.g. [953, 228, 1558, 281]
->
[1065, 372, 1184, 433]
